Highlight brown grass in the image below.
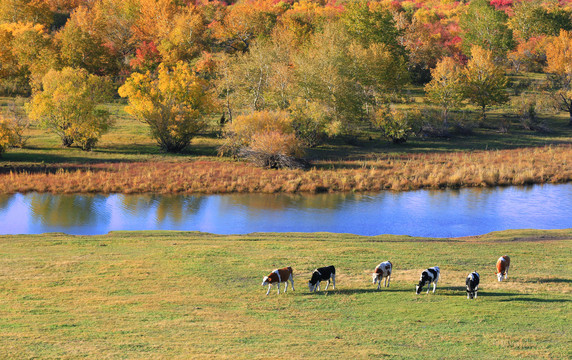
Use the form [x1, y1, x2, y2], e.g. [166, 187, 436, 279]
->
[0, 145, 570, 194]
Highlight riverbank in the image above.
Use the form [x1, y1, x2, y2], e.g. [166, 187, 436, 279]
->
[1, 145, 570, 193]
[0, 229, 570, 358]
[1, 99, 571, 194]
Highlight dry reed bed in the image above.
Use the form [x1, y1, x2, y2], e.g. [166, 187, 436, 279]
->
[1, 145, 570, 194]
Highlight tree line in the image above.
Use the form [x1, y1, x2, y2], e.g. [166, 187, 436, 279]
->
[0, 0, 571, 166]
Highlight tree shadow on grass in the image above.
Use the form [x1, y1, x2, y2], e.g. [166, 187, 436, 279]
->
[499, 297, 570, 303]
[532, 278, 572, 284]
[477, 291, 526, 297]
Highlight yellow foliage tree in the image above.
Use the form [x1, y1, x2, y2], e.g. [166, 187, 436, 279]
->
[26, 67, 113, 150]
[0, 114, 19, 156]
[118, 61, 213, 153]
[545, 30, 572, 126]
[157, 5, 206, 64]
[462, 46, 509, 122]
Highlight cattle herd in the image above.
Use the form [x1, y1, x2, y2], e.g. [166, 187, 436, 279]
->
[262, 255, 511, 299]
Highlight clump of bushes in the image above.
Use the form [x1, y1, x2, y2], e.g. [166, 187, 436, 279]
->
[0, 113, 27, 156]
[373, 107, 421, 144]
[220, 110, 308, 169]
[511, 93, 551, 133]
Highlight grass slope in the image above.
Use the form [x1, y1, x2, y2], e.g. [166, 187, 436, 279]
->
[0, 230, 570, 359]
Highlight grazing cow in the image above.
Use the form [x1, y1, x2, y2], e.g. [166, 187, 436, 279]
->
[416, 266, 440, 294]
[496, 255, 510, 282]
[372, 261, 392, 290]
[262, 267, 294, 295]
[466, 272, 480, 299]
[308, 265, 336, 292]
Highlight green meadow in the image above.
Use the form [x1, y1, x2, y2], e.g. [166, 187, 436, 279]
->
[0, 229, 570, 359]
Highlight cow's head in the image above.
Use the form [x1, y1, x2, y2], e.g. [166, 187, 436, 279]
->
[308, 281, 317, 292]
[262, 276, 270, 286]
[497, 272, 504, 282]
[372, 272, 380, 284]
[415, 284, 423, 294]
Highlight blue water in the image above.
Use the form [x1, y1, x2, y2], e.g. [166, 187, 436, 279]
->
[0, 184, 570, 237]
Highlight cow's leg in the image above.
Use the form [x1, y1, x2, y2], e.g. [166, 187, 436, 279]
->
[386, 275, 390, 287]
[266, 284, 272, 296]
[277, 282, 280, 294]
[474, 290, 478, 299]
[505, 267, 509, 280]
[332, 274, 335, 289]
[432, 282, 436, 294]
[325, 279, 330, 291]
[317, 281, 321, 291]
[289, 275, 294, 291]
[284, 281, 288, 293]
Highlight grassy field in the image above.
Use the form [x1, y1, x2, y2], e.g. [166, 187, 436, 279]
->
[0, 230, 570, 359]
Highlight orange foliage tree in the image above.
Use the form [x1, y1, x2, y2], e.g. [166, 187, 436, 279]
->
[545, 30, 572, 126]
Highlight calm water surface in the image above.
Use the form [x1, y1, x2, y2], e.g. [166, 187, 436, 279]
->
[0, 184, 570, 237]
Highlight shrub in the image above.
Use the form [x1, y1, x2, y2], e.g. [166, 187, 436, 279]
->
[240, 131, 307, 169]
[511, 93, 551, 132]
[373, 107, 421, 144]
[0, 114, 19, 156]
[221, 111, 307, 169]
[288, 99, 328, 147]
[220, 110, 295, 155]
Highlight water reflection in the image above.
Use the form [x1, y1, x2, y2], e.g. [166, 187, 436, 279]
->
[118, 194, 204, 224]
[29, 193, 108, 227]
[0, 184, 570, 237]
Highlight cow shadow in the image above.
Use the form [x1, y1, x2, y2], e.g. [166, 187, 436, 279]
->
[301, 288, 411, 296]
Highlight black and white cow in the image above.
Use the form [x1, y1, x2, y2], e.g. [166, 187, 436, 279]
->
[308, 265, 336, 292]
[415, 266, 440, 294]
[466, 271, 480, 299]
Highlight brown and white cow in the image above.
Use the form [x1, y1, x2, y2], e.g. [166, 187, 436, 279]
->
[372, 261, 392, 290]
[496, 255, 510, 282]
[262, 267, 294, 295]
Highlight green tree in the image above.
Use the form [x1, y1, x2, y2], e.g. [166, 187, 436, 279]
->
[425, 57, 464, 128]
[118, 61, 214, 153]
[341, 0, 405, 56]
[462, 46, 509, 122]
[26, 67, 113, 150]
[293, 22, 364, 136]
[460, 0, 514, 60]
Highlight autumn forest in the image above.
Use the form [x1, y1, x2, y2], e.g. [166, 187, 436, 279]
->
[0, 0, 571, 180]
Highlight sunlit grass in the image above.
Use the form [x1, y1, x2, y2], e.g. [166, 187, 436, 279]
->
[0, 145, 569, 193]
[0, 230, 570, 358]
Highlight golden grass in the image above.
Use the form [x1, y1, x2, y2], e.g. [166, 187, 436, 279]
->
[0, 145, 570, 193]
